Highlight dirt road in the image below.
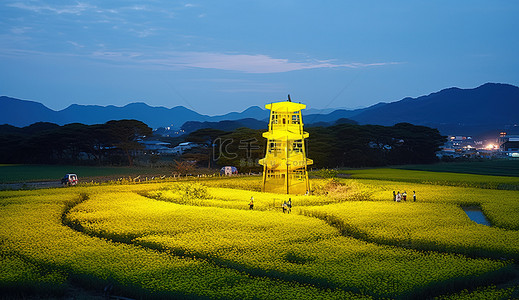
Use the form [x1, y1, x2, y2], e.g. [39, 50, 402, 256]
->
[0, 181, 63, 190]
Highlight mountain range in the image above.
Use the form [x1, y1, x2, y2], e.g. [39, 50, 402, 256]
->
[1, 83, 518, 137]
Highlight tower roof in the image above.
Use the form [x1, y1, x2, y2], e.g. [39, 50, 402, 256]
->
[265, 101, 306, 112]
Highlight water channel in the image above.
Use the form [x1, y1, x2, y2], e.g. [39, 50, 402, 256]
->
[462, 206, 491, 226]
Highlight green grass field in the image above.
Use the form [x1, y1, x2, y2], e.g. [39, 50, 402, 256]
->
[395, 159, 519, 177]
[0, 164, 174, 183]
[1, 162, 519, 299]
[2, 159, 518, 183]
[343, 167, 519, 190]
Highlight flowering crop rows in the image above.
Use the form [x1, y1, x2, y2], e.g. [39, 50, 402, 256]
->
[303, 201, 519, 260]
[436, 284, 518, 300]
[0, 185, 364, 299]
[345, 168, 519, 190]
[357, 178, 519, 230]
[1, 170, 519, 299]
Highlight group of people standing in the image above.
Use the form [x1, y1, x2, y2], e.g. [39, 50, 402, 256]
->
[393, 191, 416, 202]
[248, 197, 292, 213]
[282, 199, 292, 213]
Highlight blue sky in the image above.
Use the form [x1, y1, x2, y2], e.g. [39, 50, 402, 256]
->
[1, 1, 518, 115]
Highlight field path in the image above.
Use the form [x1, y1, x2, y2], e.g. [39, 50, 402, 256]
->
[61, 189, 518, 299]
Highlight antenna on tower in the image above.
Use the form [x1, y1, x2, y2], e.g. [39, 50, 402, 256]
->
[288, 94, 292, 102]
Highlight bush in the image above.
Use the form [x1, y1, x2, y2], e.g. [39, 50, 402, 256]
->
[150, 182, 211, 205]
[315, 169, 338, 179]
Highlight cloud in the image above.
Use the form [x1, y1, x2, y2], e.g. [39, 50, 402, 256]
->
[67, 41, 84, 48]
[10, 26, 32, 35]
[140, 52, 400, 73]
[128, 28, 156, 38]
[128, 5, 147, 11]
[92, 50, 142, 59]
[218, 87, 284, 93]
[90, 50, 400, 73]
[190, 78, 285, 93]
[1, 44, 399, 74]
[7, 2, 95, 15]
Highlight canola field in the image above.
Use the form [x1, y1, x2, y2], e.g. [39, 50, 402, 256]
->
[1, 169, 519, 299]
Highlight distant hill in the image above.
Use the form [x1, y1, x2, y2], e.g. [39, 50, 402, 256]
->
[58, 102, 210, 129]
[0, 97, 62, 127]
[2, 82, 518, 136]
[0, 97, 269, 129]
[0, 122, 61, 136]
[0, 97, 213, 128]
[181, 118, 268, 133]
[211, 106, 269, 122]
[304, 103, 386, 125]
[351, 83, 519, 135]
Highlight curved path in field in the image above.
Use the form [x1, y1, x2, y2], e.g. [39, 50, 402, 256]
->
[60, 194, 373, 298]
[60, 189, 519, 300]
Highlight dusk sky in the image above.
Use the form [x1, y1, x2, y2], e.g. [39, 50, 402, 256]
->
[1, 1, 518, 115]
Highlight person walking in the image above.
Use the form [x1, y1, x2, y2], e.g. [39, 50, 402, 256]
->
[413, 191, 416, 202]
[282, 201, 288, 213]
[249, 196, 254, 210]
[287, 198, 292, 214]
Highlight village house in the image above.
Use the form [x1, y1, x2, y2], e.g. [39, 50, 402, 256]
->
[499, 132, 519, 158]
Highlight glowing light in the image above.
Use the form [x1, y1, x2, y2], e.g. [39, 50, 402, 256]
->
[259, 100, 312, 194]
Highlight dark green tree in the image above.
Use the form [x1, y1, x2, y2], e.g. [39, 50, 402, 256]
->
[183, 128, 229, 168]
[104, 120, 152, 166]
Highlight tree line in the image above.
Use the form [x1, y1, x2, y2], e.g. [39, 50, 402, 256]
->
[0, 120, 445, 169]
[0, 120, 152, 166]
[182, 122, 446, 172]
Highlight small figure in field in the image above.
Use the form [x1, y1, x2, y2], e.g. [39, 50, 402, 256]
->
[395, 191, 401, 202]
[282, 201, 288, 213]
[393, 191, 396, 201]
[287, 198, 292, 214]
[413, 191, 416, 202]
[249, 196, 254, 210]
[402, 191, 407, 201]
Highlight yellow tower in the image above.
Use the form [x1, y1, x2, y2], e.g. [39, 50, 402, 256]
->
[259, 97, 313, 194]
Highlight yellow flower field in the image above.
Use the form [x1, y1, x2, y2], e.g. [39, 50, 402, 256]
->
[1, 170, 519, 299]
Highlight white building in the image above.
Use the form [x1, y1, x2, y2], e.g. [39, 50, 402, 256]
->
[138, 140, 202, 155]
[499, 132, 519, 158]
[171, 142, 200, 155]
[139, 140, 177, 155]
